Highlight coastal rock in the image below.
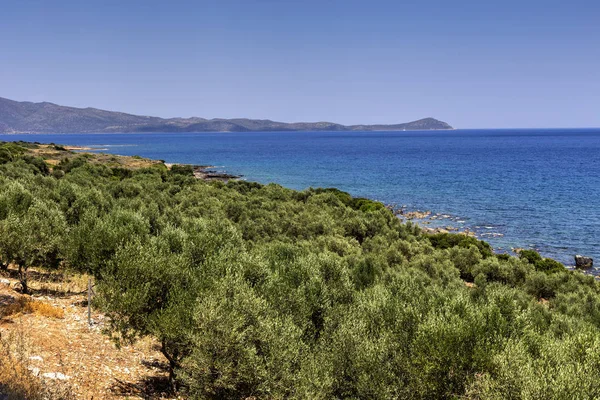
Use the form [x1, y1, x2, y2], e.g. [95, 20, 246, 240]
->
[402, 210, 431, 220]
[0, 278, 10, 286]
[575, 255, 593, 269]
[422, 227, 449, 234]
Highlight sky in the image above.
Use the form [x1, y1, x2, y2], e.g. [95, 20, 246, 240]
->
[0, 0, 599, 128]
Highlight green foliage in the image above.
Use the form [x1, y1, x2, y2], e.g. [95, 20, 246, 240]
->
[0, 142, 27, 164]
[466, 330, 600, 399]
[0, 197, 66, 292]
[309, 188, 387, 212]
[21, 156, 50, 175]
[428, 232, 493, 258]
[1, 142, 598, 399]
[169, 164, 194, 176]
[180, 275, 304, 399]
[54, 155, 88, 173]
[352, 197, 386, 212]
[520, 249, 543, 264]
[535, 257, 565, 273]
[110, 167, 133, 180]
[520, 249, 566, 273]
[64, 208, 149, 276]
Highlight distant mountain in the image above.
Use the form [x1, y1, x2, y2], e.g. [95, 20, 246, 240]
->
[0, 97, 452, 133]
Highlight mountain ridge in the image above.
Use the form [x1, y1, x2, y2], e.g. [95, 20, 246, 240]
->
[0, 97, 453, 133]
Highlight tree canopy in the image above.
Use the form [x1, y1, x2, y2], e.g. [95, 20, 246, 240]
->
[1, 141, 600, 399]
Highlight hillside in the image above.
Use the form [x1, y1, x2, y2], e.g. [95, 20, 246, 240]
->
[0, 97, 452, 133]
[3, 141, 600, 399]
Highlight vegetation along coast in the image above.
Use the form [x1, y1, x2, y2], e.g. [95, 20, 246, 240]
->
[1, 140, 599, 399]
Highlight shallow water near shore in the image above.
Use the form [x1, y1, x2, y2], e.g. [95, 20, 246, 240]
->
[2, 128, 599, 266]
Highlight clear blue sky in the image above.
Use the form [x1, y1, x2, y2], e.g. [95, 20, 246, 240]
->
[1, 0, 598, 128]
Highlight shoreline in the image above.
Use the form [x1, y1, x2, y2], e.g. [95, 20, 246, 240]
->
[1, 139, 594, 272]
[57, 143, 598, 270]
[64, 145, 242, 182]
[164, 162, 242, 182]
[391, 206, 594, 272]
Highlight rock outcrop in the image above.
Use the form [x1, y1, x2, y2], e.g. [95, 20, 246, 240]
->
[574, 255, 593, 269]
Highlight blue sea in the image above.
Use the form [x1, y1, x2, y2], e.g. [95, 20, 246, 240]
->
[2, 129, 599, 266]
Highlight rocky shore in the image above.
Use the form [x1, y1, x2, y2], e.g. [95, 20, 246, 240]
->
[65, 146, 242, 183]
[192, 165, 241, 181]
[388, 205, 595, 273]
[164, 163, 241, 182]
[392, 207, 478, 238]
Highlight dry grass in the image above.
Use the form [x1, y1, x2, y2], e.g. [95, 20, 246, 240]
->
[0, 268, 174, 399]
[0, 323, 74, 400]
[44, 158, 60, 166]
[0, 267, 70, 320]
[1, 296, 63, 320]
[25, 144, 164, 173]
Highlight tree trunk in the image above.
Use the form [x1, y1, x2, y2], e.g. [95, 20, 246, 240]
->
[18, 264, 28, 294]
[87, 277, 92, 326]
[160, 339, 180, 393]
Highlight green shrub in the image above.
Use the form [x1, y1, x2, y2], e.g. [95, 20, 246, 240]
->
[21, 156, 50, 175]
[0, 142, 26, 164]
[535, 258, 565, 273]
[428, 232, 493, 258]
[169, 164, 194, 176]
[519, 249, 543, 264]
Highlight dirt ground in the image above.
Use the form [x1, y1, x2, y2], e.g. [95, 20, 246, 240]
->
[0, 266, 176, 399]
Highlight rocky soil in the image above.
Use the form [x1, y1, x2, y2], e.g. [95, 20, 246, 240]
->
[0, 267, 176, 399]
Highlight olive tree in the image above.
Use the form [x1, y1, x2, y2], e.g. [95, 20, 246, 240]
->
[0, 199, 66, 293]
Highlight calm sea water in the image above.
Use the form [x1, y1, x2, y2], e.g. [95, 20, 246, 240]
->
[2, 129, 599, 265]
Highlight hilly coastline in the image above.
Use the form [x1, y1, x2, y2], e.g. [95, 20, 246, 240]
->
[0, 97, 452, 133]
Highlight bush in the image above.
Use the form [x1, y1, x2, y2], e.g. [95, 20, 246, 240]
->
[520, 250, 565, 273]
[169, 164, 194, 176]
[535, 258, 565, 273]
[21, 156, 50, 175]
[519, 249, 543, 264]
[428, 233, 493, 258]
[0, 142, 26, 164]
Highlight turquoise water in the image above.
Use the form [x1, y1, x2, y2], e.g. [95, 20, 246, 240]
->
[2, 129, 599, 265]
